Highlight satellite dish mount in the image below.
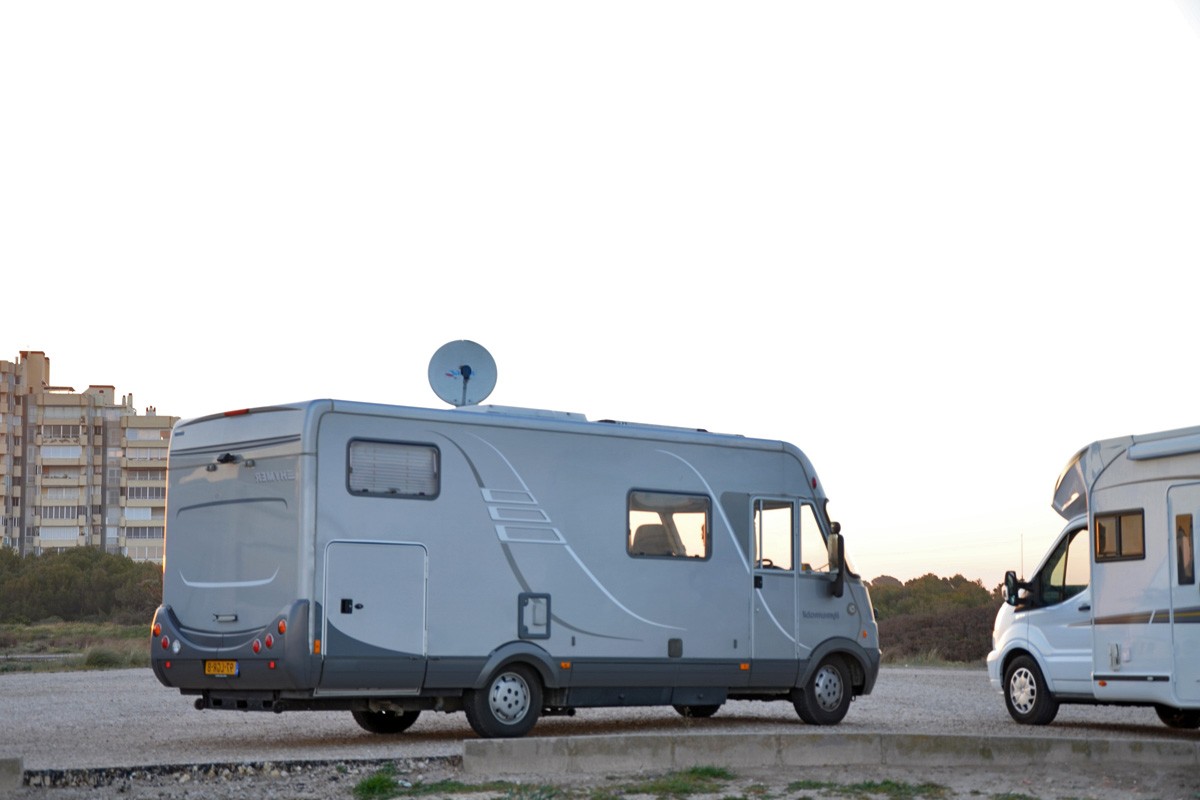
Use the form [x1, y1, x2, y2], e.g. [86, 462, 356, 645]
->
[428, 341, 497, 407]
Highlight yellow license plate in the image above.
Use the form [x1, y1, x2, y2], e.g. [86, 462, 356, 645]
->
[204, 660, 239, 676]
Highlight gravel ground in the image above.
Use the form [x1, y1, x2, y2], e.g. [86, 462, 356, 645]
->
[3, 666, 1198, 799]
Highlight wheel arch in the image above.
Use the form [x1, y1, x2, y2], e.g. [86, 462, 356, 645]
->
[471, 641, 560, 691]
[800, 637, 880, 696]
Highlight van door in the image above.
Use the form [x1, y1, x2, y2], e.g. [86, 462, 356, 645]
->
[1168, 484, 1200, 702]
[1024, 525, 1093, 695]
[319, 541, 427, 691]
[751, 498, 799, 685]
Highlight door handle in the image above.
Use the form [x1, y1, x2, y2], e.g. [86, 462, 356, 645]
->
[341, 599, 364, 613]
[1078, 604, 1091, 612]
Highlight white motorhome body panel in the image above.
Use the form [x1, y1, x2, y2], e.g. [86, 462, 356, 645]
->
[1088, 479, 1173, 703]
[1168, 483, 1200, 703]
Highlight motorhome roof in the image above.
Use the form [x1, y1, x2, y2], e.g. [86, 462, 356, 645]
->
[1053, 423, 1200, 520]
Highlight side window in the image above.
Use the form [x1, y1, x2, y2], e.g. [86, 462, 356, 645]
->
[754, 499, 793, 570]
[627, 491, 710, 559]
[1039, 528, 1090, 605]
[1094, 510, 1145, 562]
[798, 503, 828, 572]
[348, 440, 439, 498]
[1178, 514, 1195, 586]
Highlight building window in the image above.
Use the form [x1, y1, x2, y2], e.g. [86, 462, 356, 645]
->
[627, 490, 710, 559]
[126, 486, 166, 500]
[1095, 510, 1145, 562]
[41, 424, 81, 439]
[40, 506, 81, 520]
[41, 445, 82, 459]
[348, 440, 439, 498]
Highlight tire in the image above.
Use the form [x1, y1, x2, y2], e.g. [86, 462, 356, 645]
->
[1155, 704, 1200, 729]
[793, 656, 852, 725]
[464, 663, 542, 738]
[672, 704, 720, 718]
[351, 708, 421, 734]
[1003, 655, 1059, 725]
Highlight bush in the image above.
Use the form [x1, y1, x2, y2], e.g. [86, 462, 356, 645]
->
[0, 549, 162, 624]
[83, 647, 126, 668]
[869, 573, 1002, 664]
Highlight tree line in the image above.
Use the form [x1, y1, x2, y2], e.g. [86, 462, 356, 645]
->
[0, 547, 162, 624]
[869, 572, 1003, 663]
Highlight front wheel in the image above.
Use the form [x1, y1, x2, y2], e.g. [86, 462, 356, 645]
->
[464, 663, 542, 738]
[1155, 704, 1200, 729]
[351, 708, 421, 734]
[793, 656, 852, 725]
[1003, 655, 1059, 725]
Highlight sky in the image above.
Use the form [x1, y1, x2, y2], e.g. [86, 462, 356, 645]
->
[3, 2, 1199, 588]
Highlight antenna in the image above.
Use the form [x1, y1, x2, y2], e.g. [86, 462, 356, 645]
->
[428, 340, 497, 407]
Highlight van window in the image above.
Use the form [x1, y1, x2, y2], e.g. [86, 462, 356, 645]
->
[348, 440, 439, 498]
[1039, 527, 1089, 605]
[627, 491, 710, 559]
[798, 503, 828, 572]
[1094, 510, 1145, 562]
[754, 499, 793, 571]
[1178, 514, 1195, 585]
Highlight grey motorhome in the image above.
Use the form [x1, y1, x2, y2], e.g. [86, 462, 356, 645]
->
[988, 424, 1200, 728]
[151, 400, 880, 738]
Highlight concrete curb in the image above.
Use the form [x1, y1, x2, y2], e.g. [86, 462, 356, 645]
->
[462, 732, 1200, 776]
[1, 757, 23, 792]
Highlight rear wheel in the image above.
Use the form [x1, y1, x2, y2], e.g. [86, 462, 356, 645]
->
[672, 704, 720, 718]
[793, 656, 852, 725]
[351, 708, 421, 734]
[1003, 655, 1059, 725]
[464, 663, 542, 738]
[1155, 705, 1200, 729]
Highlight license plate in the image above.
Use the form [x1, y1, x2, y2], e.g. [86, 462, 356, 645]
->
[205, 660, 239, 677]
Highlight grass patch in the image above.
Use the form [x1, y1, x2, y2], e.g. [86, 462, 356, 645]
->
[352, 767, 542, 800]
[0, 622, 149, 673]
[618, 766, 736, 797]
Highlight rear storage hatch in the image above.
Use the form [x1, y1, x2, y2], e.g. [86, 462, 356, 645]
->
[163, 407, 308, 650]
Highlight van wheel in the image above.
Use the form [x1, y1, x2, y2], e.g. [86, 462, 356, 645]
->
[351, 708, 421, 734]
[673, 704, 720, 718]
[793, 656, 851, 725]
[1003, 655, 1059, 725]
[1155, 705, 1200, 729]
[465, 663, 542, 738]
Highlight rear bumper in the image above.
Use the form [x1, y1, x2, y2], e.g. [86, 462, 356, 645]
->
[150, 603, 318, 692]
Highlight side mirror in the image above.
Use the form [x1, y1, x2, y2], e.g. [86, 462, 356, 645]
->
[1004, 570, 1020, 605]
[828, 532, 845, 598]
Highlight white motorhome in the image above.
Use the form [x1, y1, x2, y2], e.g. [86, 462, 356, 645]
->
[988, 424, 1200, 728]
[150, 399, 880, 738]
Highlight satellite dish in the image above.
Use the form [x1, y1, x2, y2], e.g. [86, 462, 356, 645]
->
[428, 340, 497, 407]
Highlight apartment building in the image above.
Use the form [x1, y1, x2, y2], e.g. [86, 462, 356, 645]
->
[0, 351, 178, 563]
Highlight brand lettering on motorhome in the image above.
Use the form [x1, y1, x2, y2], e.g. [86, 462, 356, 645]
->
[803, 610, 840, 621]
[255, 470, 295, 483]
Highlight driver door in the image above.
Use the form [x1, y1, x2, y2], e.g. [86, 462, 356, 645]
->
[751, 498, 798, 685]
